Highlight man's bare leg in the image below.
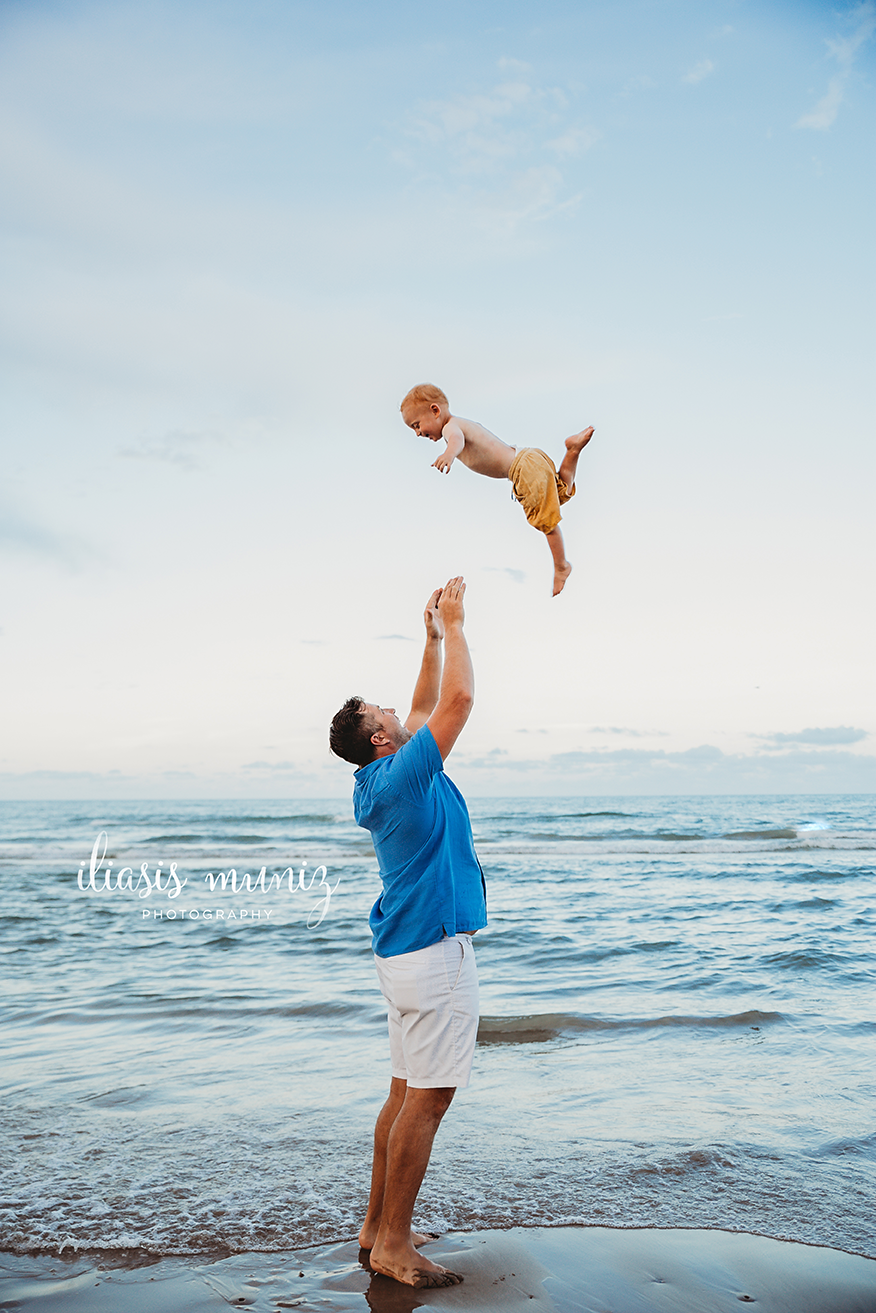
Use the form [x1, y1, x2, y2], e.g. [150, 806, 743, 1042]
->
[358, 1078, 438, 1251]
[358, 1077, 405, 1249]
[546, 526, 572, 596]
[368, 1086, 464, 1288]
[557, 426, 594, 493]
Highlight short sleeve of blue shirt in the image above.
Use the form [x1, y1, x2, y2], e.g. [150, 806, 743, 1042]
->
[353, 725, 487, 956]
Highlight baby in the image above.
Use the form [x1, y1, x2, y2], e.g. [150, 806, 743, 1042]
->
[400, 383, 593, 596]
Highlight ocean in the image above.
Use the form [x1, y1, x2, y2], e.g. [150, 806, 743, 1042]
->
[1, 794, 874, 1259]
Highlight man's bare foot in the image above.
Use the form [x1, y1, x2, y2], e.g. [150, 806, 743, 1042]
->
[553, 561, 572, 596]
[358, 1227, 438, 1251]
[370, 1245, 463, 1289]
[565, 426, 594, 455]
[411, 1230, 440, 1247]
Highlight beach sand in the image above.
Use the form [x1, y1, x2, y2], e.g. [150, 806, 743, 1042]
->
[2, 1227, 875, 1312]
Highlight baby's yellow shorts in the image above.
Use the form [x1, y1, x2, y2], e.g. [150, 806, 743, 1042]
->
[508, 447, 575, 535]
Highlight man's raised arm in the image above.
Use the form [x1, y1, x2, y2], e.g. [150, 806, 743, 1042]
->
[404, 588, 445, 735]
[426, 577, 473, 760]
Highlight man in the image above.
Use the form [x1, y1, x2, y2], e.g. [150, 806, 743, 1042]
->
[329, 576, 486, 1290]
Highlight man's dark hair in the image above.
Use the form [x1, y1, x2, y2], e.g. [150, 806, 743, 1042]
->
[329, 696, 379, 767]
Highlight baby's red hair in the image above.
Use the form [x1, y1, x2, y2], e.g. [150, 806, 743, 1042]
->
[400, 383, 449, 412]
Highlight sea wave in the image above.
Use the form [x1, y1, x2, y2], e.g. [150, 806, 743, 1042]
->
[7, 997, 376, 1028]
[3, 1128, 874, 1260]
[812, 1132, 876, 1160]
[475, 833, 874, 855]
[2, 794, 874, 1265]
[477, 1009, 784, 1043]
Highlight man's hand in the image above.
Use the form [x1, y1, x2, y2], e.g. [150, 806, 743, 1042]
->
[424, 588, 444, 641]
[408, 578, 470, 746]
[436, 576, 465, 628]
[427, 576, 472, 760]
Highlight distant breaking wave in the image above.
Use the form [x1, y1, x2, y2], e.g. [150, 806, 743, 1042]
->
[477, 1010, 785, 1044]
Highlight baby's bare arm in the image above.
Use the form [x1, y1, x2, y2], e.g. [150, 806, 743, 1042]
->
[432, 419, 466, 474]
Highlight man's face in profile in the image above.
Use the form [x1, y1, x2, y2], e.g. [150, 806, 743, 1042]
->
[363, 703, 412, 752]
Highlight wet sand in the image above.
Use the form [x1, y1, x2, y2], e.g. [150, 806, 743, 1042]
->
[2, 1227, 876, 1312]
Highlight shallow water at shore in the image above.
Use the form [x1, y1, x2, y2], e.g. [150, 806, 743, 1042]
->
[3, 1228, 876, 1313]
[1, 794, 874, 1258]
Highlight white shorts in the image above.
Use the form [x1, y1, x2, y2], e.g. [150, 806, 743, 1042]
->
[373, 933, 479, 1089]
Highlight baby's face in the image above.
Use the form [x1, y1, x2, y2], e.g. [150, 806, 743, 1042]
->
[403, 402, 445, 440]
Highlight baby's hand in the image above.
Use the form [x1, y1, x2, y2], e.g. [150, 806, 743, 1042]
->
[432, 452, 454, 474]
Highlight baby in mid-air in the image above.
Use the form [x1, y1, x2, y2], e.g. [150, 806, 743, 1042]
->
[400, 383, 594, 596]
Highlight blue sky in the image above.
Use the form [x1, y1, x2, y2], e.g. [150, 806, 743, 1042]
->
[1, 0, 874, 797]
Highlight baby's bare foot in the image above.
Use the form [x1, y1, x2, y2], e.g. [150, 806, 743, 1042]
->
[552, 561, 572, 596]
[565, 426, 594, 455]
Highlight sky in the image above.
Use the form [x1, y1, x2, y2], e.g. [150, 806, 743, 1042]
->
[1, 0, 874, 798]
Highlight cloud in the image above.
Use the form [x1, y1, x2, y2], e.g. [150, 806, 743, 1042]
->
[621, 75, 658, 95]
[0, 768, 132, 783]
[450, 742, 876, 794]
[545, 126, 600, 157]
[464, 744, 724, 771]
[756, 726, 868, 747]
[375, 633, 415, 641]
[398, 73, 595, 234]
[554, 744, 726, 768]
[591, 726, 668, 738]
[463, 754, 538, 771]
[408, 81, 536, 157]
[796, 2, 875, 131]
[0, 499, 99, 569]
[118, 429, 228, 471]
[826, 1, 876, 64]
[683, 59, 715, 84]
[796, 76, 845, 130]
[485, 566, 526, 584]
[0, 764, 341, 800]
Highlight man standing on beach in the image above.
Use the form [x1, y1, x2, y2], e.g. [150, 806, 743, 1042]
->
[329, 577, 486, 1290]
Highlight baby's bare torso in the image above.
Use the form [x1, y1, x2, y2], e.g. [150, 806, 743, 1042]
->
[450, 416, 517, 479]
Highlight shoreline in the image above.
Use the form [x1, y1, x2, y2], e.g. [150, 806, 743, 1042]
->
[3, 1225, 876, 1312]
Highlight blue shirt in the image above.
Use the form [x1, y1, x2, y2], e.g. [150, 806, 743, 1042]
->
[353, 725, 487, 957]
